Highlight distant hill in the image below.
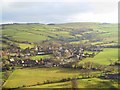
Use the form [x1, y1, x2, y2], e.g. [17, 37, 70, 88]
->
[1, 22, 118, 48]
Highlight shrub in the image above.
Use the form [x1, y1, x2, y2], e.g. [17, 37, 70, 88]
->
[22, 85, 26, 87]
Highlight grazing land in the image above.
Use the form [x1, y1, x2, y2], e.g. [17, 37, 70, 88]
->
[30, 55, 52, 60]
[29, 78, 118, 88]
[79, 48, 118, 65]
[3, 67, 80, 88]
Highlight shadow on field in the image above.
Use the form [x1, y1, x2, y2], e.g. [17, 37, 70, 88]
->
[85, 81, 118, 89]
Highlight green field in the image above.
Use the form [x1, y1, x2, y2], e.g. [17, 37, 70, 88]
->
[29, 78, 118, 88]
[30, 55, 52, 60]
[79, 48, 118, 65]
[18, 44, 35, 49]
[3, 67, 80, 88]
[3, 66, 118, 88]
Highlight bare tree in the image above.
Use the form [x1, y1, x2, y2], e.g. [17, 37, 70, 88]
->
[71, 78, 78, 89]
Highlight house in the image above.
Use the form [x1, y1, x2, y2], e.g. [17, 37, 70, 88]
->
[38, 51, 45, 55]
[26, 53, 31, 56]
[76, 55, 80, 60]
[10, 58, 14, 62]
[105, 74, 119, 79]
[99, 73, 119, 80]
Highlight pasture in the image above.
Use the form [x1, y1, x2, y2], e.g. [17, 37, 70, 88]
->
[3, 66, 118, 88]
[3, 67, 80, 88]
[79, 48, 118, 65]
[28, 78, 118, 88]
[30, 55, 52, 60]
[18, 43, 34, 49]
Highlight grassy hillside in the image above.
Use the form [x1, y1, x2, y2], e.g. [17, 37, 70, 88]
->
[2, 23, 118, 46]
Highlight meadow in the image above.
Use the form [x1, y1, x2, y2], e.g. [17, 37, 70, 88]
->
[18, 43, 34, 49]
[79, 48, 118, 65]
[30, 55, 52, 60]
[3, 67, 118, 89]
[29, 78, 118, 88]
[3, 67, 80, 88]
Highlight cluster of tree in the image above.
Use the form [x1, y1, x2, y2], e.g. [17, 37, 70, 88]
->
[72, 62, 106, 71]
[2, 60, 15, 71]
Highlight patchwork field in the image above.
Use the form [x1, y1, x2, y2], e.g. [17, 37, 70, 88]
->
[1, 23, 119, 89]
[2, 23, 118, 45]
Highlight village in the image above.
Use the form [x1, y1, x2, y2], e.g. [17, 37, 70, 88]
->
[1, 42, 103, 71]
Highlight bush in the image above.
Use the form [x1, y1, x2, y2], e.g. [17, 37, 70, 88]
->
[22, 85, 26, 87]
[37, 82, 40, 85]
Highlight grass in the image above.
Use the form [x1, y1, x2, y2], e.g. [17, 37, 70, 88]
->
[26, 78, 118, 88]
[91, 42, 104, 45]
[53, 31, 74, 38]
[18, 44, 34, 49]
[101, 43, 118, 46]
[0, 43, 8, 48]
[27, 81, 72, 88]
[13, 32, 49, 42]
[70, 40, 89, 44]
[79, 48, 119, 65]
[30, 55, 52, 60]
[3, 67, 80, 88]
[70, 41, 81, 44]
[3, 67, 118, 88]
